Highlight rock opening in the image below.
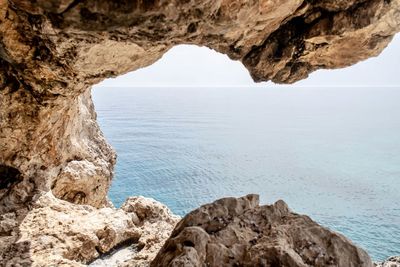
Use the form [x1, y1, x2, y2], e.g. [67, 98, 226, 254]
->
[0, 165, 22, 190]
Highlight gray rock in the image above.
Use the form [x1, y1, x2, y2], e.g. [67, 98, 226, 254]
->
[153, 195, 373, 267]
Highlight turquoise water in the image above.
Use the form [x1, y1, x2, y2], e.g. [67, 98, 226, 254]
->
[93, 86, 400, 261]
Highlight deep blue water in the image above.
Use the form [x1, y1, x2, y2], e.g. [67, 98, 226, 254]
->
[93, 86, 400, 261]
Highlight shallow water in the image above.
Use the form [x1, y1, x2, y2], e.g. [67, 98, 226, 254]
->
[93, 86, 400, 261]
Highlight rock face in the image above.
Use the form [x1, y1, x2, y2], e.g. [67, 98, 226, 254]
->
[1, 0, 400, 210]
[0, 0, 400, 266]
[152, 195, 373, 267]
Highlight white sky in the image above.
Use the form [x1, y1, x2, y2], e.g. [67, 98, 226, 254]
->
[98, 34, 400, 88]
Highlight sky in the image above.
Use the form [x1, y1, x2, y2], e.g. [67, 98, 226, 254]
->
[97, 34, 400, 88]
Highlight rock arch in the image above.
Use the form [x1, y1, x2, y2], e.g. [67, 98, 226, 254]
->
[0, 0, 399, 265]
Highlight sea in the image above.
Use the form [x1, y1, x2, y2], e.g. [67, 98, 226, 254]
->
[93, 86, 400, 261]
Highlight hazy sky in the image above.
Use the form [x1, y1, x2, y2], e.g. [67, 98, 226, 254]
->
[98, 34, 400, 88]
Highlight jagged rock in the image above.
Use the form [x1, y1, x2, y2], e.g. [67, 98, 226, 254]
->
[1, 0, 400, 266]
[376, 256, 400, 267]
[152, 195, 373, 267]
[121, 196, 180, 225]
[1, 0, 399, 211]
[0, 193, 179, 266]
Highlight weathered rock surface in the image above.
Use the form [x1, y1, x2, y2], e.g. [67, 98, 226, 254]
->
[376, 256, 400, 267]
[1, 0, 400, 211]
[1, 0, 400, 266]
[0, 193, 179, 266]
[152, 195, 374, 267]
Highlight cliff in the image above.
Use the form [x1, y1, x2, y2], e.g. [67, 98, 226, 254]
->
[0, 0, 399, 266]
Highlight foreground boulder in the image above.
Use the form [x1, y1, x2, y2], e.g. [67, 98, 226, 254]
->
[0, 193, 179, 266]
[152, 195, 373, 267]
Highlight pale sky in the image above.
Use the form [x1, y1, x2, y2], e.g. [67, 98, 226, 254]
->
[98, 34, 400, 88]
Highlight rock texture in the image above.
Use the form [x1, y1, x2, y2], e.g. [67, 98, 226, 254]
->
[152, 195, 373, 267]
[376, 256, 400, 267]
[1, 0, 400, 266]
[1, 0, 400, 209]
[1, 193, 179, 266]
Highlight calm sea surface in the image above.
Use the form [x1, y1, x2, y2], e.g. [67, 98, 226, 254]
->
[93, 86, 400, 261]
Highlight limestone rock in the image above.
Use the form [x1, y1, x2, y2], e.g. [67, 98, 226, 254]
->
[376, 256, 400, 267]
[121, 196, 180, 225]
[1, 0, 399, 212]
[0, 193, 179, 266]
[1, 0, 400, 266]
[152, 195, 373, 267]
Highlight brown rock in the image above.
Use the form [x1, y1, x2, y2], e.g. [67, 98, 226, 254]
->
[152, 195, 373, 267]
[0, 0, 399, 266]
[1, 0, 399, 211]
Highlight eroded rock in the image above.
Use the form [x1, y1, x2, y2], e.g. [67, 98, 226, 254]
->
[1, 0, 399, 210]
[0, 193, 179, 266]
[1, 0, 400, 266]
[152, 195, 373, 267]
[0, 0, 400, 212]
[376, 256, 400, 267]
